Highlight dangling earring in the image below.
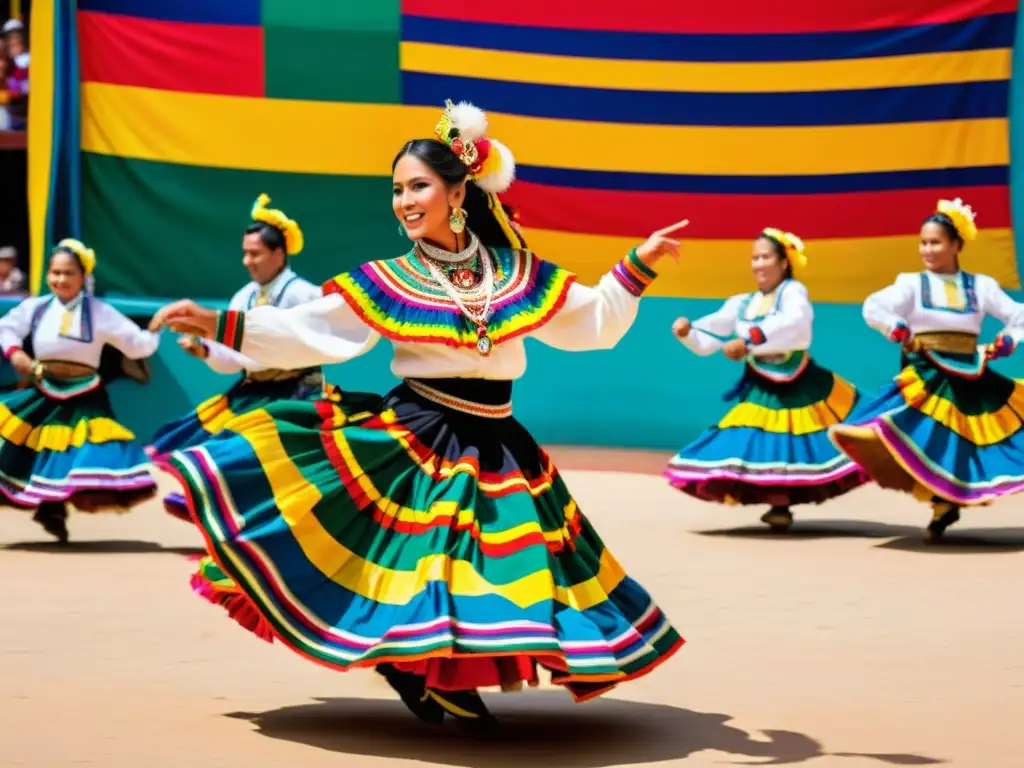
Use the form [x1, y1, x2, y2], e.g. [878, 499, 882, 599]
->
[449, 207, 467, 234]
[398, 222, 407, 238]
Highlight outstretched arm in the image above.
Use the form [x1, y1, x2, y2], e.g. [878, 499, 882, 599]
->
[152, 294, 379, 370]
[97, 303, 162, 360]
[530, 219, 689, 351]
[676, 296, 744, 356]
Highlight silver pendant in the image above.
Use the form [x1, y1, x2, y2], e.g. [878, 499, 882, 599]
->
[476, 334, 493, 356]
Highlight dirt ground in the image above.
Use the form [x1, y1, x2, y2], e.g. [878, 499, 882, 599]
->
[2, 447, 1022, 767]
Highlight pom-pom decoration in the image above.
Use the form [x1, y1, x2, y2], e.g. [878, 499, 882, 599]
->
[434, 100, 517, 194]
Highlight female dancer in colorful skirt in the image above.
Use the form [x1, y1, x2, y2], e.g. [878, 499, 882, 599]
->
[830, 198, 1024, 541]
[0, 240, 160, 543]
[665, 229, 867, 530]
[150, 100, 685, 728]
[148, 195, 325, 522]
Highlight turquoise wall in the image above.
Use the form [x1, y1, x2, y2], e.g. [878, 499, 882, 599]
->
[3, 294, 1023, 452]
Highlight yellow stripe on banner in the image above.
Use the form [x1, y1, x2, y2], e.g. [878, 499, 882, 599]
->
[523, 227, 1019, 302]
[401, 42, 1013, 94]
[27, 2, 55, 296]
[80, 83, 1009, 176]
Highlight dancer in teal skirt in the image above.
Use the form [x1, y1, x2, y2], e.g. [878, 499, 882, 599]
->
[147, 195, 325, 522]
[0, 240, 158, 543]
[666, 228, 866, 529]
[831, 198, 1024, 541]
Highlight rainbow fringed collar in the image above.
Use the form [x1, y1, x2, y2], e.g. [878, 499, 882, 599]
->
[323, 247, 575, 348]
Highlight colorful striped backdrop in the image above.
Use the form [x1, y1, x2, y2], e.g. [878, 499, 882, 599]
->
[27, 0, 1019, 304]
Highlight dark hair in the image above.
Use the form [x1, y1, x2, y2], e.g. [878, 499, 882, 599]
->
[244, 222, 288, 255]
[757, 234, 793, 280]
[392, 139, 523, 249]
[922, 213, 963, 248]
[51, 247, 86, 276]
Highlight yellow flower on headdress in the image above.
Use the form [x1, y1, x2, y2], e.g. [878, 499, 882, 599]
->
[936, 198, 978, 241]
[251, 193, 304, 256]
[55, 238, 96, 275]
[761, 227, 807, 271]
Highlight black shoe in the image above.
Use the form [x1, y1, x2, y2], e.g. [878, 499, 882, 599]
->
[375, 664, 445, 724]
[760, 506, 793, 530]
[32, 504, 69, 545]
[925, 504, 961, 542]
[424, 689, 500, 732]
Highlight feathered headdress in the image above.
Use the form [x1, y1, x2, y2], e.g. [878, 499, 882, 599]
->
[433, 100, 523, 248]
[251, 193, 304, 256]
[434, 100, 517, 195]
[936, 198, 978, 242]
[761, 228, 807, 271]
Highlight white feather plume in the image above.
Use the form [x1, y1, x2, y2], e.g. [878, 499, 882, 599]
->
[447, 101, 489, 142]
[444, 100, 517, 194]
[475, 139, 517, 194]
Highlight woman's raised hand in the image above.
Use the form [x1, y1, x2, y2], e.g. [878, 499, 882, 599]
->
[635, 219, 690, 268]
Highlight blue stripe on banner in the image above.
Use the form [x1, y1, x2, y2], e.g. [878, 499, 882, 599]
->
[77, 0, 261, 26]
[402, 72, 1010, 127]
[402, 13, 1017, 62]
[514, 165, 1010, 194]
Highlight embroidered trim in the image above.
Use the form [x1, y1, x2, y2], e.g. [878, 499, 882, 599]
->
[215, 310, 245, 352]
[612, 248, 657, 296]
[737, 280, 789, 322]
[406, 379, 512, 418]
[322, 248, 575, 349]
[3, 345, 21, 359]
[919, 271, 978, 314]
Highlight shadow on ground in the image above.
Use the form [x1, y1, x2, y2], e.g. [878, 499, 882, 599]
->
[696, 519, 922, 540]
[698, 520, 1024, 553]
[875, 527, 1024, 555]
[227, 692, 944, 766]
[1, 539, 204, 556]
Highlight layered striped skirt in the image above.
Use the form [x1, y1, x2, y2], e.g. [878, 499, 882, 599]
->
[148, 370, 323, 520]
[665, 359, 867, 506]
[0, 374, 155, 510]
[160, 378, 682, 701]
[830, 351, 1024, 506]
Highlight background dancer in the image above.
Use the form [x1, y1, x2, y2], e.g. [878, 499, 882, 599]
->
[0, 240, 159, 543]
[830, 199, 1024, 541]
[148, 195, 325, 522]
[665, 229, 867, 530]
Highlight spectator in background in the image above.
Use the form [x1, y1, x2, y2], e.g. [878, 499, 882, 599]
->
[0, 51, 10, 131]
[3, 18, 27, 130]
[0, 246, 26, 294]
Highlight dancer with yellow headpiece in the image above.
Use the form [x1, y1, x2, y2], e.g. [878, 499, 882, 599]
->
[0, 240, 160, 543]
[147, 99, 685, 728]
[666, 229, 867, 530]
[147, 195, 339, 522]
[830, 198, 1024, 541]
